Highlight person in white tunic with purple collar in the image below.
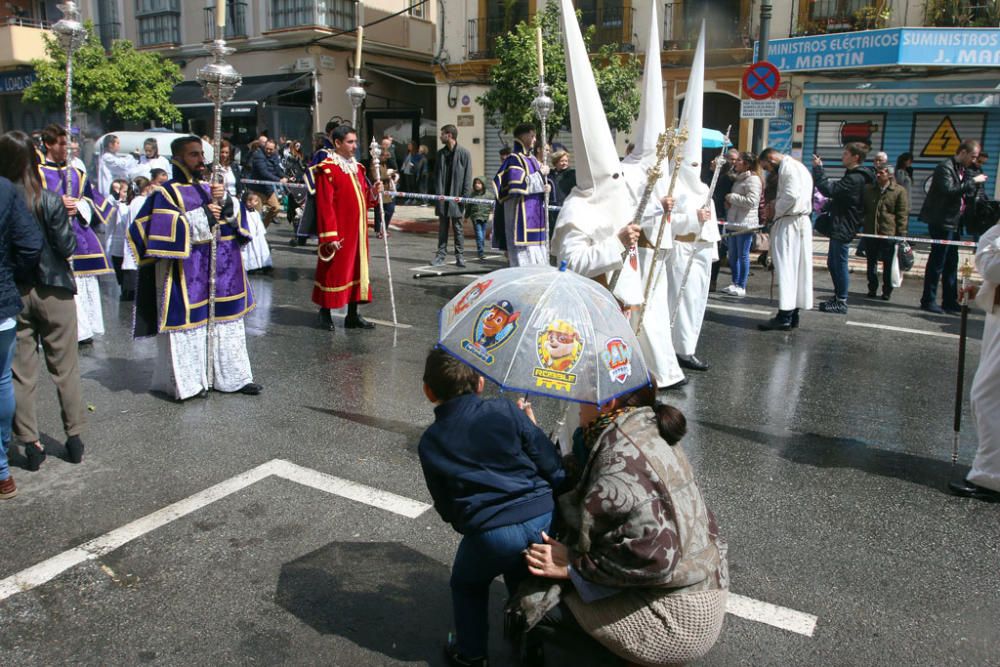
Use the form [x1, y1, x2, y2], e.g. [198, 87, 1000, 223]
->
[949, 211, 1000, 502]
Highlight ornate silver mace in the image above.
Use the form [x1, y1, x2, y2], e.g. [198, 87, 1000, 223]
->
[531, 82, 554, 254]
[52, 1, 87, 189]
[196, 35, 242, 388]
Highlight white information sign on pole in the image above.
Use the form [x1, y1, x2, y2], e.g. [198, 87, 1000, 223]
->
[741, 99, 780, 119]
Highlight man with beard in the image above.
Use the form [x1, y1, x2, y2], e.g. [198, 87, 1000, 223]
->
[128, 136, 261, 400]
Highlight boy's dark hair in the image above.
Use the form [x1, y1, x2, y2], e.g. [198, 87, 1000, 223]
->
[40, 123, 67, 147]
[170, 135, 201, 157]
[331, 125, 356, 144]
[843, 142, 868, 162]
[424, 347, 480, 402]
[513, 122, 535, 139]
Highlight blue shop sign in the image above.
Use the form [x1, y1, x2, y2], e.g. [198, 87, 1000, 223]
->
[0, 69, 37, 94]
[756, 28, 1000, 72]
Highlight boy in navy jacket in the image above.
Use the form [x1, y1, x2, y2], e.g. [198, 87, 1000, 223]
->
[419, 347, 566, 667]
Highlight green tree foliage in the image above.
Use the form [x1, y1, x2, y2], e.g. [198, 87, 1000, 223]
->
[478, 1, 641, 137]
[24, 22, 183, 125]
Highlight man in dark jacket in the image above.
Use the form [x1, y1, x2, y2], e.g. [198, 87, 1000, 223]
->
[812, 142, 875, 314]
[862, 165, 909, 301]
[249, 139, 286, 228]
[920, 140, 988, 314]
[432, 124, 473, 267]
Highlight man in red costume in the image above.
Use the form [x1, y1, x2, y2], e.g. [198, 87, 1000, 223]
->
[312, 125, 381, 331]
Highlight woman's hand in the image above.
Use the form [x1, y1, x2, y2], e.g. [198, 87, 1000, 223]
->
[525, 532, 571, 580]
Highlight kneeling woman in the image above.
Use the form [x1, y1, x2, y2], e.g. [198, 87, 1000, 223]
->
[517, 385, 728, 666]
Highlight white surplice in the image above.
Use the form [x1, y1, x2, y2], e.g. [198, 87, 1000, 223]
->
[968, 222, 1000, 492]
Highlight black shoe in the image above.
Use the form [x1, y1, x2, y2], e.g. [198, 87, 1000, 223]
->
[444, 636, 488, 667]
[288, 237, 299, 247]
[344, 315, 375, 329]
[881, 292, 892, 301]
[25, 443, 46, 471]
[65, 435, 84, 464]
[758, 310, 793, 331]
[866, 289, 878, 298]
[819, 299, 848, 314]
[661, 377, 689, 390]
[943, 305, 962, 315]
[78, 338, 94, 347]
[237, 382, 263, 396]
[456, 257, 467, 268]
[791, 309, 800, 329]
[948, 478, 1000, 502]
[677, 355, 709, 372]
[318, 309, 335, 331]
[921, 303, 945, 315]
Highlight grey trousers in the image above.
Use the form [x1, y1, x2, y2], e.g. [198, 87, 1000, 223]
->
[13, 284, 87, 442]
[436, 216, 465, 258]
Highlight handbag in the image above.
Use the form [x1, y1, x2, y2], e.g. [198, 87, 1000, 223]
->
[814, 212, 833, 238]
[752, 231, 770, 252]
[897, 240, 915, 271]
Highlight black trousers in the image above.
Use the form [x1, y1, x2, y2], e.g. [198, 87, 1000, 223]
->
[921, 227, 960, 309]
[865, 238, 896, 295]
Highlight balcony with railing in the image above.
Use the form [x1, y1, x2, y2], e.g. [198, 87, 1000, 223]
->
[205, 1, 248, 40]
[466, 6, 634, 61]
[793, 0, 893, 35]
[268, 0, 356, 32]
[0, 15, 50, 67]
[924, 0, 1000, 27]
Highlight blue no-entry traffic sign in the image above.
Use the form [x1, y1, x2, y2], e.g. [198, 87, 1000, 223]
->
[742, 61, 781, 100]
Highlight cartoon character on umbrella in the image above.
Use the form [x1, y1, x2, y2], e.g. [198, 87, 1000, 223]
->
[461, 300, 521, 364]
[534, 320, 584, 392]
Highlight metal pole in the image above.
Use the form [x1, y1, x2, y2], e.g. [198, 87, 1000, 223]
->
[531, 82, 553, 254]
[52, 2, 87, 189]
[751, 0, 773, 154]
[370, 137, 399, 332]
[197, 34, 242, 389]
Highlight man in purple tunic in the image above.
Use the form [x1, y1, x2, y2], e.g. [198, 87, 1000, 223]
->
[39, 124, 114, 344]
[493, 122, 550, 266]
[128, 136, 262, 401]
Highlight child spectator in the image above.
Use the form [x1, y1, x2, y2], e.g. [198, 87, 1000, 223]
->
[241, 192, 273, 274]
[465, 177, 493, 261]
[419, 347, 566, 667]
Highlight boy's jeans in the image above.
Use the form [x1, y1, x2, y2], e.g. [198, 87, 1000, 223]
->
[473, 219, 488, 256]
[450, 511, 552, 657]
[827, 238, 851, 301]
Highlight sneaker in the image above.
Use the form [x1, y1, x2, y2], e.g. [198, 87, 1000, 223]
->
[734, 286, 746, 297]
[720, 284, 738, 295]
[431, 256, 446, 267]
[0, 476, 15, 499]
[456, 257, 467, 268]
[819, 299, 848, 314]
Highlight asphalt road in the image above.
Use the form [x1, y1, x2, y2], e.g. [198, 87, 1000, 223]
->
[0, 222, 996, 666]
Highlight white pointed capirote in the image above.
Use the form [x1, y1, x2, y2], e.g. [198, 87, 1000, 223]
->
[678, 20, 709, 199]
[551, 0, 639, 303]
[624, 0, 666, 169]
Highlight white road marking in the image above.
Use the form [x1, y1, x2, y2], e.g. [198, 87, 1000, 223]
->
[727, 593, 818, 637]
[846, 321, 959, 340]
[364, 318, 413, 330]
[0, 460, 430, 602]
[707, 303, 771, 316]
[0, 463, 819, 638]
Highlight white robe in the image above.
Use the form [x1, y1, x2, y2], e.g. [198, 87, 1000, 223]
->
[663, 189, 718, 358]
[98, 152, 137, 196]
[771, 157, 814, 312]
[241, 209, 273, 272]
[75, 275, 104, 342]
[620, 166, 684, 387]
[968, 223, 1000, 492]
[149, 207, 254, 401]
[129, 155, 171, 182]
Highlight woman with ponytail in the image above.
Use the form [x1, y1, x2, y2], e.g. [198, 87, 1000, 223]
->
[512, 381, 729, 666]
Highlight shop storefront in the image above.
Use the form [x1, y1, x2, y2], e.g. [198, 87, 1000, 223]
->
[763, 27, 1000, 233]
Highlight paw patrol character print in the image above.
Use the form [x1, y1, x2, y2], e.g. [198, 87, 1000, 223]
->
[452, 279, 493, 316]
[461, 300, 520, 365]
[601, 337, 633, 384]
[533, 320, 584, 392]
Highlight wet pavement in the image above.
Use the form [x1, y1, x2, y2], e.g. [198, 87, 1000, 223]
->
[0, 221, 997, 666]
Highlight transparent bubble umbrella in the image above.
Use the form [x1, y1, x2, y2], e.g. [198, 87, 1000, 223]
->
[438, 265, 651, 406]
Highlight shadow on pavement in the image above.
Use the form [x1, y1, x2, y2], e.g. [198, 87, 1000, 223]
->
[305, 406, 424, 450]
[699, 421, 957, 494]
[274, 541, 452, 663]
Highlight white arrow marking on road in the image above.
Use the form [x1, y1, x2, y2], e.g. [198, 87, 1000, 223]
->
[0, 461, 820, 637]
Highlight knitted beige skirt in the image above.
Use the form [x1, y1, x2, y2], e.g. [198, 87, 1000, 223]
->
[565, 587, 728, 666]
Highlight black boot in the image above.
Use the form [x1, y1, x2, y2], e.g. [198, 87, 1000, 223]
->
[318, 308, 335, 331]
[344, 302, 375, 329]
[758, 310, 793, 331]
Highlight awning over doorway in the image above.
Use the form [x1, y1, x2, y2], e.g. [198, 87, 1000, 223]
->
[170, 73, 311, 109]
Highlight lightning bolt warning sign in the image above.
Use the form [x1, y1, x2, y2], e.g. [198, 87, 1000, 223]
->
[922, 116, 962, 158]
